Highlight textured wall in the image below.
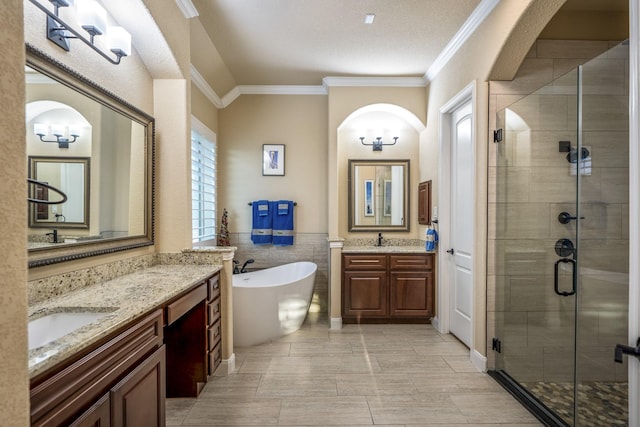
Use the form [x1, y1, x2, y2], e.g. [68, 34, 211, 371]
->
[0, 1, 29, 424]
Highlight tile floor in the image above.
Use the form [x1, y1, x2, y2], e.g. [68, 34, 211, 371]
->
[166, 312, 543, 426]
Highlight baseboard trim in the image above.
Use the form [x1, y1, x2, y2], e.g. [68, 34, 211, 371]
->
[471, 349, 487, 372]
[216, 353, 236, 376]
[330, 317, 342, 330]
[431, 316, 443, 333]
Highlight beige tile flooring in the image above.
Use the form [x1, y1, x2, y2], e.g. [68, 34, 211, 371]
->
[166, 313, 543, 426]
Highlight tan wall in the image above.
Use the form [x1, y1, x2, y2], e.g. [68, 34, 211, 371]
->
[154, 79, 191, 252]
[218, 94, 328, 234]
[421, 0, 563, 360]
[23, 1, 156, 113]
[540, 10, 628, 41]
[191, 83, 219, 134]
[327, 86, 426, 241]
[1, 1, 29, 424]
[22, 0, 198, 276]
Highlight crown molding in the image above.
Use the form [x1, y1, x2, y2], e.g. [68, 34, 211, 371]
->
[237, 85, 326, 95]
[322, 76, 426, 89]
[190, 65, 224, 109]
[424, 0, 500, 82]
[175, 0, 199, 19]
[221, 85, 325, 107]
[221, 86, 241, 107]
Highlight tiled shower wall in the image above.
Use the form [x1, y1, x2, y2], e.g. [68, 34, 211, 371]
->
[487, 40, 629, 382]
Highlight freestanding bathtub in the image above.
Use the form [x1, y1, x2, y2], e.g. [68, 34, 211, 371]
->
[232, 261, 317, 347]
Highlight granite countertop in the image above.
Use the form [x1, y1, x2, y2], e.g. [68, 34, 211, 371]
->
[28, 264, 221, 378]
[342, 245, 435, 254]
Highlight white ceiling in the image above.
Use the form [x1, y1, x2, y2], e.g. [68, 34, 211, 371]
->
[192, 0, 484, 86]
[181, 0, 629, 100]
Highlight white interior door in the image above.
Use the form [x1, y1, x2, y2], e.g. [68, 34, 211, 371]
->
[448, 100, 473, 348]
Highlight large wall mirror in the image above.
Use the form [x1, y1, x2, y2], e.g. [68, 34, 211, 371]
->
[348, 159, 410, 232]
[26, 45, 154, 267]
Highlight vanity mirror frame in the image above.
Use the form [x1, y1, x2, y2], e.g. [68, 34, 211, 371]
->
[348, 159, 410, 232]
[26, 44, 155, 268]
[28, 156, 90, 229]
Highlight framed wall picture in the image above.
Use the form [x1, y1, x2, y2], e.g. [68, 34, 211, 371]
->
[262, 144, 285, 176]
[383, 179, 392, 216]
[364, 179, 374, 217]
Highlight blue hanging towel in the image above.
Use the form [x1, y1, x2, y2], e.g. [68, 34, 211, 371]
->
[251, 200, 272, 244]
[272, 200, 294, 246]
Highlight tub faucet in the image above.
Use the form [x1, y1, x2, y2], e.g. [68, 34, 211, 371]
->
[241, 259, 255, 273]
[376, 232, 383, 247]
[46, 229, 59, 243]
[233, 258, 255, 274]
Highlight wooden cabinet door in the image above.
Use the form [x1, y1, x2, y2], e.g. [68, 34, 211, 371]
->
[418, 180, 432, 225]
[111, 345, 166, 427]
[69, 393, 110, 427]
[390, 272, 433, 318]
[343, 271, 388, 317]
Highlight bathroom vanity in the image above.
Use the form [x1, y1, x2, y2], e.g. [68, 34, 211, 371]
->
[28, 265, 222, 427]
[342, 251, 435, 323]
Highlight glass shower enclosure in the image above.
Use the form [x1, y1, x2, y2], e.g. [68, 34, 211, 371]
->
[489, 42, 629, 426]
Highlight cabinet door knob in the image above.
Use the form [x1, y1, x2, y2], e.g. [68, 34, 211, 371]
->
[446, 248, 455, 255]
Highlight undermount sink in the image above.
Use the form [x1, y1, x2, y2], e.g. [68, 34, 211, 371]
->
[28, 309, 116, 350]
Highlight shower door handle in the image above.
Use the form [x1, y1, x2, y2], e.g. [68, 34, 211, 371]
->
[554, 258, 576, 296]
[614, 338, 640, 363]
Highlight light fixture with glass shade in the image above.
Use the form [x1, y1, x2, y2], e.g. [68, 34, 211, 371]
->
[34, 123, 81, 148]
[28, 0, 132, 64]
[359, 136, 399, 151]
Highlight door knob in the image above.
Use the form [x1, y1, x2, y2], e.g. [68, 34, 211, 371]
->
[446, 248, 455, 255]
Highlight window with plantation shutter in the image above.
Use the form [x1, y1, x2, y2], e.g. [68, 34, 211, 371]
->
[191, 130, 216, 243]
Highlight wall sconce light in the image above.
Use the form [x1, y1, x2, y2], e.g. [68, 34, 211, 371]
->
[34, 123, 81, 148]
[29, 0, 132, 64]
[359, 136, 399, 151]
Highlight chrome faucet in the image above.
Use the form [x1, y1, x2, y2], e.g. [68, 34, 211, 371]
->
[376, 232, 383, 247]
[46, 229, 59, 243]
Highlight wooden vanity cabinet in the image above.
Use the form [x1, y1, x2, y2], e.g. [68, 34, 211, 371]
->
[165, 271, 221, 397]
[342, 254, 388, 319]
[342, 253, 434, 323]
[30, 310, 165, 427]
[389, 254, 434, 318]
[206, 274, 222, 378]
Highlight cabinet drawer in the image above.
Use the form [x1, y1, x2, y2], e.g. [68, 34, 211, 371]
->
[389, 254, 433, 271]
[207, 274, 220, 302]
[166, 283, 207, 325]
[207, 319, 221, 351]
[208, 299, 221, 325]
[208, 342, 222, 376]
[343, 254, 387, 270]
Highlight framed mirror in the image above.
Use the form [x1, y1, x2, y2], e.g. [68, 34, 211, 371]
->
[26, 44, 155, 268]
[348, 159, 410, 232]
[28, 156, 90, 229]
